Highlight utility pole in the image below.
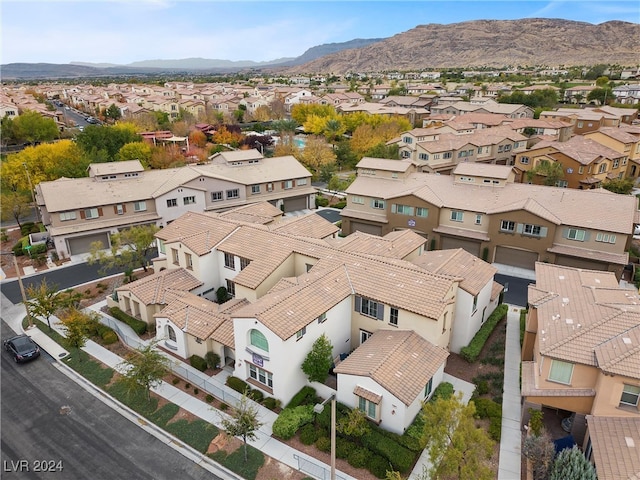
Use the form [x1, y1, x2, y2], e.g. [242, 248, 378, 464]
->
[9, 253, 33, 329]
[23, 163, 40, 224]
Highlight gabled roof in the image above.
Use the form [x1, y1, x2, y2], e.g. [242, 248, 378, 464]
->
[157, 211, 240, 256]
[594, 324, 640, 379]
[270, 213, 339, 239]
[357, 157, 415, 172]
[334, 330, 449, 406]
[333, 229, 425, 259]
[452, 162, 514, 179]
[116, 268, 203, 305]
[586, 415, 640, 480]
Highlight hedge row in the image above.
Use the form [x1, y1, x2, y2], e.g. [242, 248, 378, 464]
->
[286, 385, 317, 409]
[108, 307, 147, 335]
[473, 398, 502, 442]
[460, 304, 508, 363]
[362, 429, 415, 473]
[272, 405, 314, 440]
[190, 354, 208, 372]
[224, 376, 279, 410]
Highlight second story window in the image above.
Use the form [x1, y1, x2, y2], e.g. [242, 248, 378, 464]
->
[283, 180, 293, 190]
[84, 208, 99, 219]
[416, 207, 428, 217]
[226, 189, 239, 199]
[355, 296, 383, 320]
[296, 178, 308, 186]
[475, 214, 482, 225]
[567, 228, 586, 241]
[134, 201, 146, 212]
[393, 204, 414, 215]
[240, 257, 250, 270]
[59, 211, 77, 221]
[251, 185, 261, 194]
[211, 191, 222, 201]
[450, 211, 463, 222]
[372, 199, 385, 209]
[167, 199, 177, 207]
[172, 248, 179, 265]
[389, 307, 398, 326]
[352, 196, 364, 204]
[523, 224, 542, 236]
[224, 252, 235, 269]
[520, 156, 529, 164]
[598, 163, 607, 174]
[595, 233, 616, 244]
[185, 253, 193, 270]
[183, 196, 195, 205]
[501, 220, 515, 232]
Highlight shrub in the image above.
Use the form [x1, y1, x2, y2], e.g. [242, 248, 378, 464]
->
[205, 351, 220, 369]
[108, 307, 147, 335]
[205, 394, 214, 403]
[362, 430, 415, 473]
[29, 243, 47, 255]
[473, 398, 502, 419]
[12, 239, 25, 256]
[20, 222, 38, 236]
[101, 330, 118, 344]
[225, 376, 249, 395]
[248, 388, 264, 403]
[489, 417, 502, 442]
[335, 437, 356, 459]
[272, 405, 314, 440]
[315, 436, 331, 453]
[528, 409, 544, 437]
[333, 200, 346, 209]
[220, 403, 228, 411]
[172, 378, 180, 385]
[368, 455, 392, 479]
[262, 397, 279, 410]
[286, 386, 317, 409]
[298, 423, 319, 445]
[185, 383, 191, 389]
[315, 196, 329, 207]
[475, 379, 490, 396]
[189, 354, 208, 372]
[215, 286, 229, 304]
[347, 447, 370, 468]
[460, 304, 508, 362]
[430, 382, 454, 402]
[194, 388, 200, 395]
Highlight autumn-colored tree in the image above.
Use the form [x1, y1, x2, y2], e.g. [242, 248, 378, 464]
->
[349, 124, 379, 157]
[188, 129, 207, 148]
[60, 308, 100, 358]
[323, 118, 346, 148]
[76, 123, 141, 160]
[126, 112, 160, 132]
[212, 126, 243, 147]
[252, 105, 271, 122]
[291, 104, 337, 125]
[117, 141, 152, 166]
[119, 341, 170, 401]
[273, 131, 301, 157]
[170, 120, 190, 137]
[269, 96, 286, 120]
[88, 224, 160, 274]
[299, 136, 336, 178]
[148, 145, 185, 169]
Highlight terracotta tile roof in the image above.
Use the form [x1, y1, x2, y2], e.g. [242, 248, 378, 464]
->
[590, 127, 640, 144]
[586, 415, 640, 480]
[357, 157, 415, 172]
[533, 136, 624, 165]
[335, 230, 425, 259]
[452, 162, 514, 179]
[217, 201, 283, 224]
[334, 330, 449, 406]
[491, 281, 504, 301]
[521, 361, 596, 397]
[432, 225, 491, 241]
[412, 248, 497, 296]
[49, 212, 161, 236]
[353, 385, 382, 404]
[88, 160, 144, 176]
[594, 325, 640, 379]
[116, 268, 203, 305]
[156, 211, 239, 256]
[339, 208, 390, 223]
[547, 243, 629, 266]
[271, 213, 339, 239]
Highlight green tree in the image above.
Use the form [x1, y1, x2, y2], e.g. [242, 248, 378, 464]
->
[26, 279, 68, 331]
[301, 333, 333, 383]
[595, 76, 610, 87]
[523, 431, 555, 480]
[119, 341, 170, 401]
[76, 123, 141, 161]
[11, 110, 59, 144]
[59, 308, 99, 357]
[587, 87, 613, 105]
[106, 104, 122, 121]
[526, 160, 565, 186]
[421, 392, 494, 480]
[549, 445, 596, 480]
[602, 176, 634, 194]
[336, 408, 369, 437]
[0, 191, 31, 230]
[219, 392, 263, 462]
[88, 224, 159, 274]
[117, 141, 152, 166]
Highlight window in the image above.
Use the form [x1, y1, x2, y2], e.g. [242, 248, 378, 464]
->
[523, 224, 542, 236]
[84, 208, 99, 219]
[166, 198, 177, 207]
[172, 248, 179, 265]
[520, 156, 530, 165]
[424, 378, 433, 399]
[224, 252, 235, 269]
[595, 233, 616, 244]
[418, 153, 429, 160]
[389, 307, 398, 326]
[317, 312, 327, 324]
[226, 189, 239, 199]
[372, 199, 385, 209]
[393, 204, 414, 215]
[475, 214, 482, 225]
[249, 363, 273, 388]
[134, 201, 146, 212]
[450, 211, 463, 222]
[183, 196, 195, 205]
[443, 152, 452, 159]
[567, 228, 586, 241]
[442, 311, 448, 333]
[613, 159, 620, 169]
[296, 178, 308, 186]
[352, 196, 364, 205]
[185, 253, 193, 270]
[226, 279, 235, 297]
[251, 185, 261, 194]
[504, 144, 512, 152]
[167, 325, 177, 342]
[556, 180, 568, 188]
[548, 359, 574, 385]
[620, 384, 640, 407]
[403, 136, 413, 144]
[115, 204, 124, 215]
[283, 180, 293, 190]
[296, 326, 306, 341]
[360, 330, 372, 344]
[267, 183, 273, 192]
[472, 295, 478, 313]
[59, 211, 77, 221]
[211, 191, 223, 201]
[598, 163, 607, 174]
[577, 121, 583, 128]
[578, 166, 584, 174]
[358, 396, 377, 419]
[240, 257, 250, 270]
[416, 207, 428, 218]
[356, 296, 381, 319]
[250, 329, 269, 352]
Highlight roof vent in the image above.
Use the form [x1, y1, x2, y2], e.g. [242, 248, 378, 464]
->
[562, 297, 569, 303]
[595, 278, 601, 284]
[558, 275, 565, 280]
[565, 318, 574, 324]
[625, 436, 635, 448]
[623, 337, 632, 344]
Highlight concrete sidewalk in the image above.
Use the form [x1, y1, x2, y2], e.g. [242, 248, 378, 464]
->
[498, 305, 523, 480]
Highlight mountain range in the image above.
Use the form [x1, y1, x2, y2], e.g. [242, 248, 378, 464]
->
[2, 19, 638, 80]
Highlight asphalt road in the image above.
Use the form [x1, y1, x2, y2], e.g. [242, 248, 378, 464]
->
[495, 273, 532, 307]
[0, 320, 218, 480]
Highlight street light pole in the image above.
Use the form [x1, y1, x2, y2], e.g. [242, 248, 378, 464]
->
[314, 394, 336, 480]
[3, 252, 33, 329]
[23, 163, 40, 223]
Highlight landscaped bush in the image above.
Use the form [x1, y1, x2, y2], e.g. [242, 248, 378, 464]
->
[315, 436, 331, 453]
[286, 385, 317, 409]
[20, 222, 39, 236]
[488, 417, 502, 442]
[347, 447, 370, 468]
[368, 454, 393, 479]
[335, 436, 356, 459]
[298, 423, 319, 445]
[108, 307, 147, 335]
[12, 239, 25, 256]
[262, 397, 279, 411]
[248, 388, 264, 403]
[475, 379, 490, 396]
[225, 376, 249, 394]
[189, 354, 208, 372]
[473, 398, 502, 419]
[362, 430, 415, 473]
[272, 405, 314, 440]
[520, 309, 528, 347]
[315, 196, 329, 207]
[460, 304, 508, 362]
[101, 330, 118, 344]
[205, 351, 220, 369]
[29, 243, 47, 255]
[430, 381, 454, 401]
[205, 394, 214, 403]
[333, 200, 347, 209]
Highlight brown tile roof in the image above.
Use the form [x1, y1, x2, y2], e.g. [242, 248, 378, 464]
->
[491, 281, 504, 301]
[547, 243, 629, 266]
[116, 268, 203, 305]
[586, 415, 640, 480]
[218, 201, 283, 224]
[452, 162, 514, 179]
[335, 230, 425, 259]
[594, 324, 640, 379]
[271, 213, 339, 239]
[353, 385, 382, 404]
[334, 330, 449, 406]
[432, 225, 491, 241]
[357, 157, 415, 172]
[412, 248, 497, 296]
[533, 136, 625, 165]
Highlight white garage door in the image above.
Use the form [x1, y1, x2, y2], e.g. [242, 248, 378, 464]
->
[441, 236, 481, 256]
[351, 222, 382, 236]
[67, 233, 109, 255]
[494, 246, 538, 270]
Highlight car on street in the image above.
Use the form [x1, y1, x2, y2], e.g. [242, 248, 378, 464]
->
[4, 334, 40, 363]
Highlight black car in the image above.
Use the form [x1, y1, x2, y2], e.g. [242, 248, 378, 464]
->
[4, 335, 40, 363]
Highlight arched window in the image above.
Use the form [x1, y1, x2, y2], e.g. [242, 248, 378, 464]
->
[249, 329, 268, 352]
[167, 325, 177, 342]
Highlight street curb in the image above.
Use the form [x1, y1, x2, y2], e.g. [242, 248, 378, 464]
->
[50, 358, 243, 480]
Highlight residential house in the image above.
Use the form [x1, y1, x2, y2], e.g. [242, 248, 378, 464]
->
[582, 416, 640, 480]
[521, 262, 640, 446]
[514, 135, 628, 189]
[563, 85, 597, 103]
[612, 84, 640, 105]
[429, 99, 533, 119]
[584, 127, 640, 180]
[341, 160, 635, 277]
[593, 105, 639, 125]
[539, 108, 619, 135]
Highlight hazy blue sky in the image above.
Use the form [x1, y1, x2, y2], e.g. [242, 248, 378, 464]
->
[2, 0, 638, 64]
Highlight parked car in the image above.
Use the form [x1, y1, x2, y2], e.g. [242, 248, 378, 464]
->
[4, 334, 40, 363]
